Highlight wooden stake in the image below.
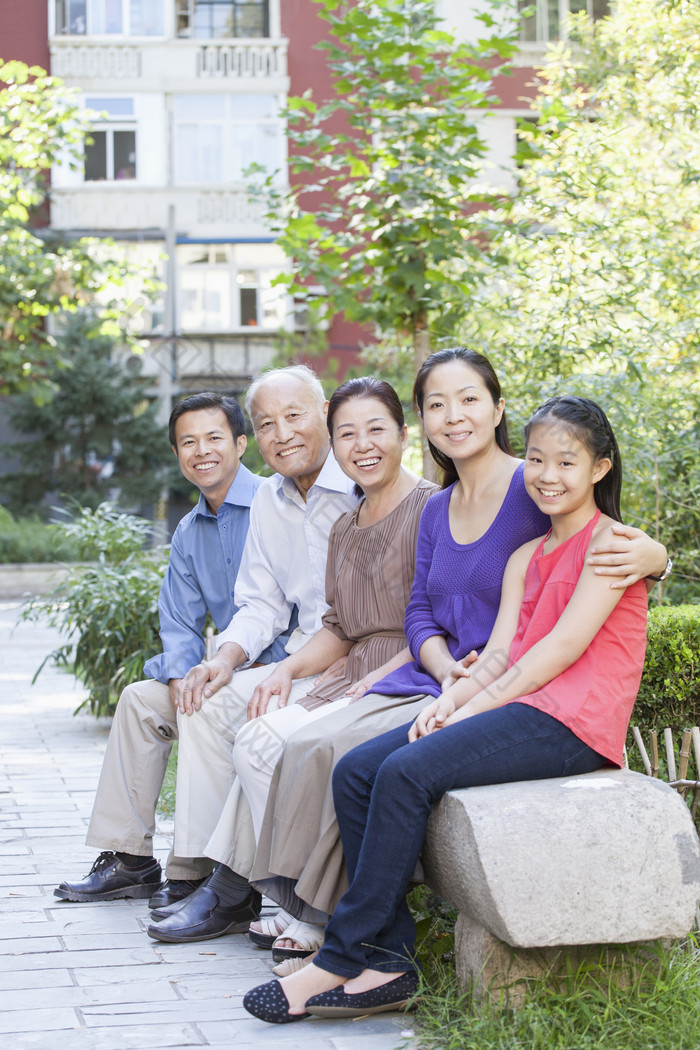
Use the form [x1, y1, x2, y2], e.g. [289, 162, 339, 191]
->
[650, 730, 659, 778]
[631, 727, 652, 776]
[692, 727, 700, 783]
[679, 729, 693, 791]
[665, 727, 677, 782]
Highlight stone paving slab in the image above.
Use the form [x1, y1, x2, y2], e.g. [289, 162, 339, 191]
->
[0, 602, 417, 1049]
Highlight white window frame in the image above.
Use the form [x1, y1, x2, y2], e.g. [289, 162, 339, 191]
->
[175, 0, 269, 39]
[177, 244, 286, 333]
[84, 97, 138, 182]
[52, 0, 165, 37]
[518, 0, 610, 42]
[172, 93, 283, 187]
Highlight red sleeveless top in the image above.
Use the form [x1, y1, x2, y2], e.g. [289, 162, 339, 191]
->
[507, 511, 648, 766]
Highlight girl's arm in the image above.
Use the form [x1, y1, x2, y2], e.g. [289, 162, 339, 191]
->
[444, 523, 630, 725]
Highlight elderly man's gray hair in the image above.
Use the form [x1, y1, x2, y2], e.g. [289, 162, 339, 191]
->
[244, 364, 326, 418]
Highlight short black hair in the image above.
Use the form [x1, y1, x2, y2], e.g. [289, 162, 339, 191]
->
[169, 392, 246, 447]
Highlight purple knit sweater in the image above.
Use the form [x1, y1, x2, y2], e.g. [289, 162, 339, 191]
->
[370, 463, 549, 700]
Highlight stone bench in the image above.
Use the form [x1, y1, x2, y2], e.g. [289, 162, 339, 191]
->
[422, 768, 700, 1003]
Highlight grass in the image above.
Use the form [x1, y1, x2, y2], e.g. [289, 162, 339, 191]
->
[413, 935, 700, 1050]
[157, 742, 178, 818]
[154, 765, 700, 1050]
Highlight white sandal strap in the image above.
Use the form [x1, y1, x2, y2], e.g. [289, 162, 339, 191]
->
[249, 907, 295, 938]
[272, 918, 326, 953]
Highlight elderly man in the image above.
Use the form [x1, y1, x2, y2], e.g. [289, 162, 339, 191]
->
[146, 365, 357, 939]
[55, 391, 291, 905]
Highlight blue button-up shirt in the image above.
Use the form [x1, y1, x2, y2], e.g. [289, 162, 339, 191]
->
[144, 463, 289, 684]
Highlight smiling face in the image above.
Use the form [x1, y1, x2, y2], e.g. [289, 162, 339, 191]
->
[173, 407, 247, 513]
[419, 361, 504, 465]
[330, 395, 407, 495]
[524, 420, 611, 522]
[250, 374, 330, 496]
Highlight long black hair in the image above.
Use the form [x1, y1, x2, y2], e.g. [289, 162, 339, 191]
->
[413, 348, 513, 489]
[524, 396, 623, 522]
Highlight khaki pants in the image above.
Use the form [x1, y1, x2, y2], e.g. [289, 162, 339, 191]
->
[86, 666, 315, 880]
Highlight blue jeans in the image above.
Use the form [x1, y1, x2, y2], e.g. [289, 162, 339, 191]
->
[314, 702, 605, 978]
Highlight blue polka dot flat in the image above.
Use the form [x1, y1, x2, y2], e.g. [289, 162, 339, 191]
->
[242, 979, 310, 1024]
[305, 970, 419, 1018]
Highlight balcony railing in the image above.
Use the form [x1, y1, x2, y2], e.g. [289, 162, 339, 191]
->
[196, 42, 287, 77]
[50, 38, 288, 81]
[51, 44, 142, 78]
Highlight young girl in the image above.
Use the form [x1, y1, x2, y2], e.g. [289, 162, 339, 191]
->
[242, 395, 649, 1023]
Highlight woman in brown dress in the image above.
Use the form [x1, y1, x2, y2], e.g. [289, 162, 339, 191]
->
[236, 376, 436, 959]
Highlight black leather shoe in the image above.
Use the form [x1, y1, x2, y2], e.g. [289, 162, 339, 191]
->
[54, 852, 162, 902]
[146, 885, 262, 943]
[150, 875, 212, 921]
[149, 877, 208, 911]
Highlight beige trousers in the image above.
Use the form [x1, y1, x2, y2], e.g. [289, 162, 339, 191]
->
[86, 666, 315, 880]
[205, 695, 352, 874]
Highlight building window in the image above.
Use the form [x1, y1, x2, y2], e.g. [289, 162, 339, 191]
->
[173, 94, 281, 185]
[176, 0, 269, 39]
[178, 245, 285, 332]
[519, 0, 610, 42]
[84, 98, 137, 181]
[55, 0, 164, 36]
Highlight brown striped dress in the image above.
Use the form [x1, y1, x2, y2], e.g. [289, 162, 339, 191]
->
[298, 477, 437, 710]
[250, 478, 437, 913]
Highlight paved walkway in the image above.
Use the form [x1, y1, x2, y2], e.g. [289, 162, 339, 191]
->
[0, 600, 417, 1049]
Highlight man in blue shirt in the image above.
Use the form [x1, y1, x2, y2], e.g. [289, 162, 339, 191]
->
[55, 392, 286, 906]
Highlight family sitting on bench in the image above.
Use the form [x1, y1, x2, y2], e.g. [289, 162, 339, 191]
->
[56, 350, 668, 1023]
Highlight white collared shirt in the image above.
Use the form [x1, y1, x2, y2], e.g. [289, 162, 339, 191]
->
[215, 451, 358, 663]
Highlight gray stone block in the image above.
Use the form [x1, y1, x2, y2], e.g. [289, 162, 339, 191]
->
[423, 769, 700, 948]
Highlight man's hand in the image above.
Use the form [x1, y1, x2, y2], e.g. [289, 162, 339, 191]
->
[176, 643, 243, 715]
[248, 663, 294, 721]
[440, 650, 478, 693]
[588, 525, 667, 589]
[409, 696, 456, 741]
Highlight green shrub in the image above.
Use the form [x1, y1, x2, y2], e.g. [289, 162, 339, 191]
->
[0, 506, 82, 563]
[630, 605, 700, 738]
[23, 503, 169, 717]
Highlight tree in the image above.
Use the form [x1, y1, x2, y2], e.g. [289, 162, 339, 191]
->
[459, 0, 700, 601]
[252, 0, 518, 387]
[0, 311, 173, 515]
[0, 60, 148, 402]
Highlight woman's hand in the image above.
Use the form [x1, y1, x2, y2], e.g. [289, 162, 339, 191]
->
[588, 525, 667, 589]
[409, 696, 456, 741]
[346, 668, 387, 702]
[312, 656, 348, 689]
[440, 650, 478, 692]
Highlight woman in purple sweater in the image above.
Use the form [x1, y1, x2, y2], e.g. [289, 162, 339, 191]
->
[247, 349, 665, 960]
